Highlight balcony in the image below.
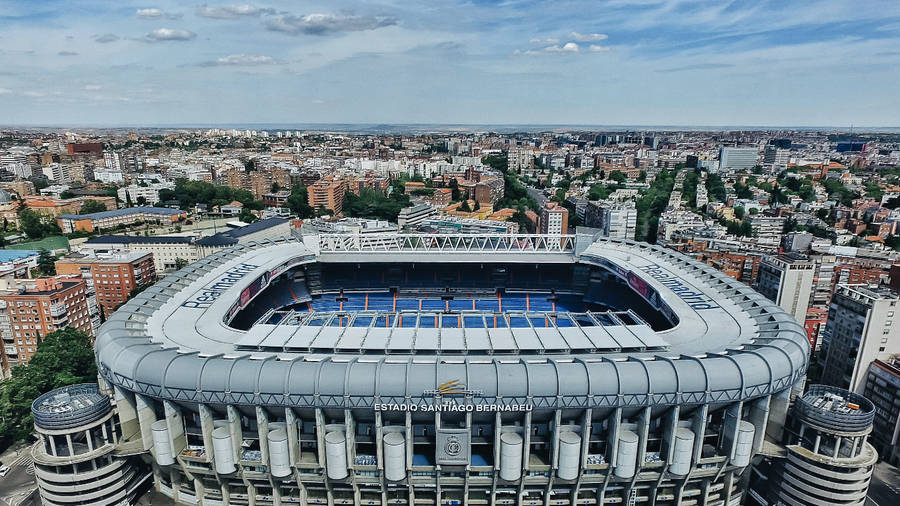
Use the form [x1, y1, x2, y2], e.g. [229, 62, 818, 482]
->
[49, 303, 67, 318]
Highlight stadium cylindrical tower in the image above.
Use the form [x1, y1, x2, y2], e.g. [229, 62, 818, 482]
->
[777, 385, 877, 506]
[30, 383, 151, 506]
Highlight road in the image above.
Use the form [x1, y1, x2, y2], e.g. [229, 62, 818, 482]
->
[0, 450, 37, 506]
[867, 461, 900, 506]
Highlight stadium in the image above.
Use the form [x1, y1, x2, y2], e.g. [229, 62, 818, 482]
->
[81, 231, 808, 506]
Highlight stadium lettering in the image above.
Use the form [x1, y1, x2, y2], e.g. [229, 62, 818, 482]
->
[637, 264, 720, 310]
[374, 403, 533, 412]
[181, 263, 260, 309]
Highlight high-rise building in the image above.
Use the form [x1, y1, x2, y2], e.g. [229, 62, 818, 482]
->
[819, 284, 900, 392]
[747, 384, 877, 506]
[55, 252, 157, 319]
[862, 358, 900, 465]
[0, 276, 94, 374]
[755, 254, 815, 324]
[719, 147, 758, 170]
[539, 201, 568, 234]
[308, 178, 347, 214]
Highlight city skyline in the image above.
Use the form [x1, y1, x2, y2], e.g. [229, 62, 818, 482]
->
[1, 0, 899, 127]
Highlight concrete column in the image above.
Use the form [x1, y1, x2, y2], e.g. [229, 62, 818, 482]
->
[136, 393, 158, 451]
[813, 434, 821, 454]
[256, 406, 270, 466]
[285, 408, 300, 466]
[164, 400, 187, 459]
[198, 404, 216, 463]
[65, 434, 74, 457]
[315, 409, 327, 471]
[766, 386, 791, 443]
[226, 405, 243, 463]
[86, 429, 94, 452]
[747, 395, 771, 453]
[114, 386, 140, 441]
[833, 436, 842, 458]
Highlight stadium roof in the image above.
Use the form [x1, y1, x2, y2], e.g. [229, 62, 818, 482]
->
[95, 233, 809, 410]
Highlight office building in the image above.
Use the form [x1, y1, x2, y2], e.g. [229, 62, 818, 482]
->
[819, 284, 900, 392]
[747, 384, 877, 506]
[862, 358, 900, 465]
[92, 233, 808, 505]
[719, 147, 758, 170]
[539, 201, 569, 235]
[55, 252, 157, 319]
[755, 254, 816, 324]
[0, 276, 94, 375]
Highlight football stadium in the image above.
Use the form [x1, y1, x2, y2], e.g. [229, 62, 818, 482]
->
[61, 231, 808, 505]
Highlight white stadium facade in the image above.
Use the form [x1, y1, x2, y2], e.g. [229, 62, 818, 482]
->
[36, 230, 810, 506]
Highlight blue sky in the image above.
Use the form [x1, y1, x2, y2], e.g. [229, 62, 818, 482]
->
[0, 0, 898, 127]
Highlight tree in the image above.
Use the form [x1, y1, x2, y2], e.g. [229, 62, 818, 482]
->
[609, 171, 627, 184]
[36, 249, 57, 276]
[286, 185, 315, 219]
[19, 208, 45, 239]
[734, 206, 745, 220]
[80, 200, 108, 215]
[459, 200, 472, 212]
[174, 258, 189, 270]
[239, 208, 258, 223]
[0, 328, 97, 451]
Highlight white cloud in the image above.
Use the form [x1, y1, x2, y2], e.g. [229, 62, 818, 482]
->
[545, 42, 579, 53]
[571, 32, 608, 42]
[23, 91, 45, 98]
[588, 45, 611, 52]
[84, 84, 102, 90]
[265, 13, 398, 36]
[143, 28, 196, 42]
[58, 51, 79, 56]
[137, 8, 182, 20]
[0, 88, 12, 95]
[311, 99, 324, 104]
[530, 37, 560, 44]
[199, 54, 278, 66]
[196, 4, 271, 19]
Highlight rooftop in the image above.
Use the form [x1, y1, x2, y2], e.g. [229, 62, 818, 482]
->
[31, 383, 112, 431]
[0, 250, 39, 263]
[57, 206, 185, 220]
[85, 235, 195, 245]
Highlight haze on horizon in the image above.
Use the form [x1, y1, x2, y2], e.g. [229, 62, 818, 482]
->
[1, 0, 899, 127]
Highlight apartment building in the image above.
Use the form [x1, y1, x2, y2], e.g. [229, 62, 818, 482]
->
[0, 276, 94, 375]
[80, 236, 201, 272]
[308, 178, 347, 214]
[755, 254, 816, 324]
[55, 252, 157, 319]
[820, 284, 900, 392]
[539, 201, 569, 235]
[862, 358, 900, 465]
